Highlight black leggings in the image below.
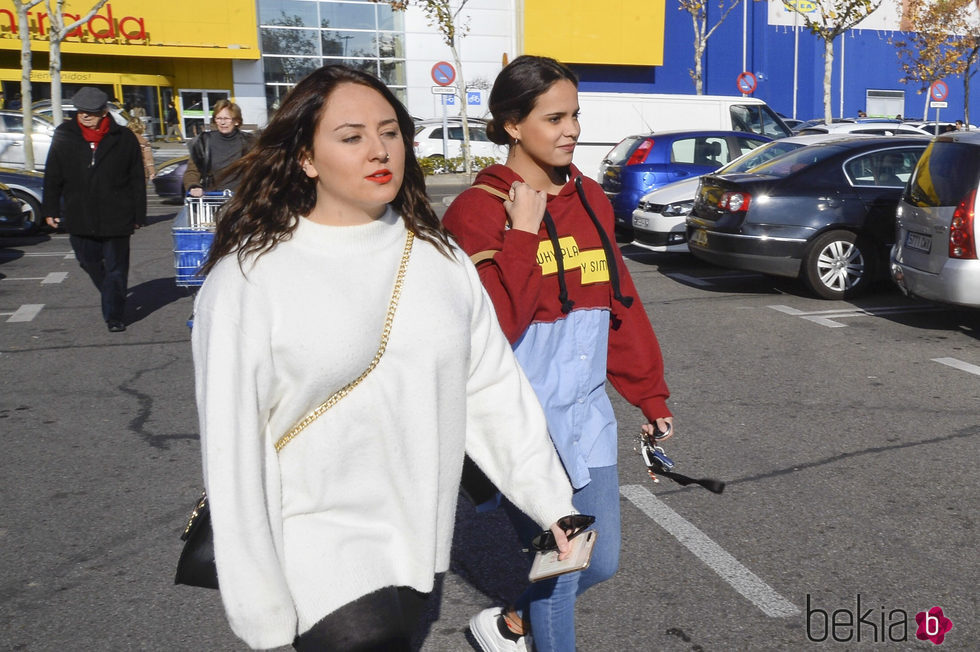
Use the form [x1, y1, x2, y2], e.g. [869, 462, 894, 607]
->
[293, 585, 429, 651]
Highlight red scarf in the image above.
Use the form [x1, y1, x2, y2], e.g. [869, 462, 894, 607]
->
[78, 115, 110, 145]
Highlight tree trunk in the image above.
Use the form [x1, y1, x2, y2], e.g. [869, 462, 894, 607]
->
[48, 1, 64, 124]
[964, 75, 971, 129]
[450, 42, 471, 176]
[823, 37, 834, 124]
[18, 0, 44, 170]
[690, 11, 704, 95]
[965, 48, 977, 129]
[695, 43, 704, 95]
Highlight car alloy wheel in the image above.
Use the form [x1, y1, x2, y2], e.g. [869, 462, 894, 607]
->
[10, 189, 44, 234]
[802, 229, 875, 300]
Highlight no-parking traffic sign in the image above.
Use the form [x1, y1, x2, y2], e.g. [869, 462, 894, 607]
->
[737, 71, 757, 95]
[431, 61, 456, 86]
[929, 80, 949, 102]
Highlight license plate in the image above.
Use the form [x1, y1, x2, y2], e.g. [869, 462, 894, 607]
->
[633, 215, 649, 229]
[690, 228, 708, 247]
[905, 231, 931, 253]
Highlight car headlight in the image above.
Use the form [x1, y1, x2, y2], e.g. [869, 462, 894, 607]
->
[661, 200, 694, 217]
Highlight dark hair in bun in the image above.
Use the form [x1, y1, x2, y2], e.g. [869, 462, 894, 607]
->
[485, 55, 578, 146]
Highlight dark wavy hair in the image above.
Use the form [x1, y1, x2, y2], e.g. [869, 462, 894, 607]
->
[485, 55, 578, 146]
[201, 65, 450, 275]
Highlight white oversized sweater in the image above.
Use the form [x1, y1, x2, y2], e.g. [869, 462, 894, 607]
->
[192, 208, 575, 650]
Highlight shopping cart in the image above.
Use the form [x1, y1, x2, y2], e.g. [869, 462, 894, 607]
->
[172, 192, 231, 287]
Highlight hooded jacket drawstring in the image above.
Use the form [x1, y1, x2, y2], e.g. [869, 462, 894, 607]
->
[541, 211, 575, 314]
[470, 172, 633, 313]
[573, 175, 634, 308]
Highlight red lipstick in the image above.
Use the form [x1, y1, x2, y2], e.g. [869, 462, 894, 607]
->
[366, 168, 393, 183]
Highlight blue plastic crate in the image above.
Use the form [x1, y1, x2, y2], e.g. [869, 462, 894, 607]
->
[173, 228, 214, 287]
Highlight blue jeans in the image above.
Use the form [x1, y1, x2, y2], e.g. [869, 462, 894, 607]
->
[505, 464, 621, 652]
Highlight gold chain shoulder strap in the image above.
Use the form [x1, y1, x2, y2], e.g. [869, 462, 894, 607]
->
[274, 230, 414, 452]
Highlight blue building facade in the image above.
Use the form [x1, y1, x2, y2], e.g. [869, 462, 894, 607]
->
[569, 1, 973, 125]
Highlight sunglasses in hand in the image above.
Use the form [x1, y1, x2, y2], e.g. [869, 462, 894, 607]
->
[528, 514, 596, 552]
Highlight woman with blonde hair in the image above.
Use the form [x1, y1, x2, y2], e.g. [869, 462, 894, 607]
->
[183, 99, 255, 197]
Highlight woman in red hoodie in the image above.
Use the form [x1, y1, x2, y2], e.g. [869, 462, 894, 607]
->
[443, 56, 675, 652]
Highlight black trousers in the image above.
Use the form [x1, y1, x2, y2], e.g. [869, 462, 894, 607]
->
[69, 234, 130, 323]
[293, 585, 429, 652]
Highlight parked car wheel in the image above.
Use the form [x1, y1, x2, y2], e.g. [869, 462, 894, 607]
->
[10, 189, 44, 233]
[802, 230, 876, 299]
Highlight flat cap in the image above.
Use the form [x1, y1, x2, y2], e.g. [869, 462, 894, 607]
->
[72, 87, 108, 113]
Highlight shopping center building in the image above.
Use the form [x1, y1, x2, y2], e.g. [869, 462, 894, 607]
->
[0, 0, 972, 136]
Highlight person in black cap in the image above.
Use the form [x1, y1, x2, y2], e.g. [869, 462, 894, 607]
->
[42, 86, 147, 332]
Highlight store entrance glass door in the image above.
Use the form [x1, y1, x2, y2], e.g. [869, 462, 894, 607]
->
[121, 85, 159, 139]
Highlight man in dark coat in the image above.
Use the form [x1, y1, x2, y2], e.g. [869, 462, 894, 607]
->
[42, 87, 147, 332]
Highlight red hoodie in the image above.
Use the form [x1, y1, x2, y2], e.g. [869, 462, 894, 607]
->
[443, 164, 671, 420]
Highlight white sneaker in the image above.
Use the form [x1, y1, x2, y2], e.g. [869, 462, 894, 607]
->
[469, 606, 531, 652]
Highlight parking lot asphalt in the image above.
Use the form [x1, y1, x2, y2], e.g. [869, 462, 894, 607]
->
[1, 187, 977, 651]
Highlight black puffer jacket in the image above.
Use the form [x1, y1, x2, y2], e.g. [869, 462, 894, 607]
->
[41, 117, 146, 237]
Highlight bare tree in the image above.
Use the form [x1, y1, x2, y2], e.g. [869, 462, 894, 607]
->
[380, 1, 475, 174]
[45, 0, 110, 124]
[17, 0, 44, 170]
[680, 0, 745, 95]
[784, 0, 883, 124]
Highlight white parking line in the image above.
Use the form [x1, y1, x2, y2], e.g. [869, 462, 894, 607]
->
[3, 304, 43, 322]
[0, 250, 75, 258]
[621, 484, 800, 618]
[933, 357, 980, 376]
[1, 272, 68, 284]
[769, 304, 945, 328]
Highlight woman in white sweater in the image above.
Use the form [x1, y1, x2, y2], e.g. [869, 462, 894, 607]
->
[192, 64, 578, 651]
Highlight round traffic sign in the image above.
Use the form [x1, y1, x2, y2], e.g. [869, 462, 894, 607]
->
[736, 71, 757, 95]
[930, 80, 949, 102]
[431, 61, 456, 86]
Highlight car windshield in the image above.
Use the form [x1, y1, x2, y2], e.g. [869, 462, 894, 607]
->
[729, 104, 791, 138]
[719, 140, 805, 174]
[747, 144, 844, 177]
[905, 140, 980, 207]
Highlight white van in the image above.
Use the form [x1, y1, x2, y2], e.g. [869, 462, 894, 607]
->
[574, 92, 791, 180]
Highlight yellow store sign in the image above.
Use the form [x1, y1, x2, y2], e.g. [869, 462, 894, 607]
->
[0, 0, 259, 59]
[523, 0, 665, 67]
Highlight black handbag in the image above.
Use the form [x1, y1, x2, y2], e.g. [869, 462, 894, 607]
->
[174, 231, 414, 590]
[174, 492, 217, 588]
